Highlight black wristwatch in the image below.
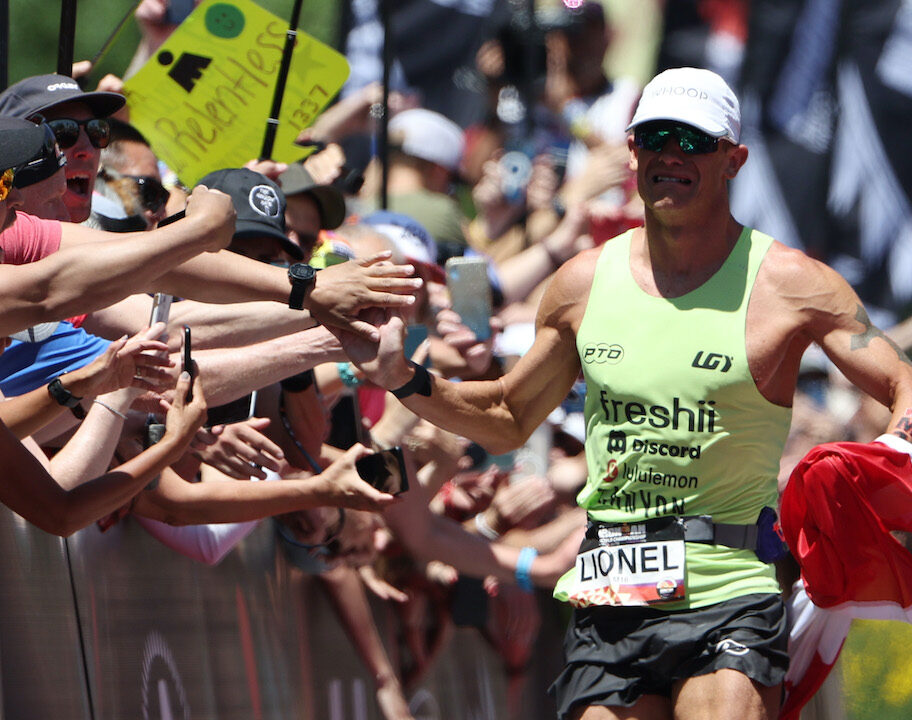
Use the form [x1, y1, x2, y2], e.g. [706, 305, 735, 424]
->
[391, 362, 433, 399]
[48, 376, 86, 419]
[287, 263, 317, 310]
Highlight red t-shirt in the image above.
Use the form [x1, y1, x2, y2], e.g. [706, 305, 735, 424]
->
[0, 211, 63, 264]
[0, 211, 88, 325]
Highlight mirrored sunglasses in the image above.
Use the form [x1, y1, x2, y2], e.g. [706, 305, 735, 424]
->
[101, 168, 170, 213]
[47, 117, 111, 150]
[125, 175, 170, 213]
[633, 122, 720, 155]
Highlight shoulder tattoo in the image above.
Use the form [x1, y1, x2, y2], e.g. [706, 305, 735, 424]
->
[850, 305, 912, 366]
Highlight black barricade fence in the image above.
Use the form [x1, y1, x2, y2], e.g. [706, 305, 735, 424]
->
[0, 504, 565, 719]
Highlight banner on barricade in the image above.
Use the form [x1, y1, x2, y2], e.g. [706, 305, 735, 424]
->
[122, 0, 349, 186]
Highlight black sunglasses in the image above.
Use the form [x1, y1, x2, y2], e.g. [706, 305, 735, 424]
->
[634, 122, 720, 155]
[13, 123, 67, 189]
[101, 168, 170, 213]
[47, 117, 111, 150]
[125, 175, 170, 213]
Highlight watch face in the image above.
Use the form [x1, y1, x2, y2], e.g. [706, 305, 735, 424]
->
[289, 263, 316, 282]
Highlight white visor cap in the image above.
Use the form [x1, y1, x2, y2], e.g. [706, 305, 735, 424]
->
[389, 108, 465, 173]
[626, 67, 741, 144]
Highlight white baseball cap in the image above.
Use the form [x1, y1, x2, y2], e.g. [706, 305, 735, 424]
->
[389, 108, 464, 172]
[626, 67, 741, 144]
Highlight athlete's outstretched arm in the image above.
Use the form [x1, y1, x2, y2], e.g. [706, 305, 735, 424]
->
[338, 250, 597, 454]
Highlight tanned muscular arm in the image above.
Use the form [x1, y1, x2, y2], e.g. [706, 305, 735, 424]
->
[754, 243, 912, 438]
[340, 247, 601, 455]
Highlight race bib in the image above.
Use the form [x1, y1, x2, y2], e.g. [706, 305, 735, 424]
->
[568, 518, 687, 608]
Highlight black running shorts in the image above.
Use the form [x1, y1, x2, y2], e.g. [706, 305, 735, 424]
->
[550, 593, 788, 719]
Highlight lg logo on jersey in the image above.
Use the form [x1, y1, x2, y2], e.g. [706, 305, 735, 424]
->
[692, 351, 732, 373]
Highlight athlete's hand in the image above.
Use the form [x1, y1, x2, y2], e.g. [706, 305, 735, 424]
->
[331, 309, 414, 390]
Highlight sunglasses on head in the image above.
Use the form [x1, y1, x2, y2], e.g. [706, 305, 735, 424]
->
[633, 122, 720, 155]
[0, 168, 15, 202]
[47, 117, 111, 150]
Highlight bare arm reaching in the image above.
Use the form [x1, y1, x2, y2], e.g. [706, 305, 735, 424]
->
[338, 251, 597, 454]
[0, 187, 234, 336]
[0, 373, 205, 536]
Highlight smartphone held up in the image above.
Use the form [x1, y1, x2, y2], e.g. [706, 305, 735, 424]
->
[445, 256, 492, 341]
[356, 447, 409, 496]
[182, 324, 195, 402]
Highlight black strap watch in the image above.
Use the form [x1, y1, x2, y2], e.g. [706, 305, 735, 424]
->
[391, 362, 433, 399]
[287, 263, 317, 310]
[48, 376, 86, 419]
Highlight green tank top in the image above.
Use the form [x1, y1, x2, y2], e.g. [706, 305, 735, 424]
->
[553, 227, 792, 609]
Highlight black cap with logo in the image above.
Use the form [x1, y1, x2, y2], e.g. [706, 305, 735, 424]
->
[0, 74, 126, 119]
[197, 167, 303, 260]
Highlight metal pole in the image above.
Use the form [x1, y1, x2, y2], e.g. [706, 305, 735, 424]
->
[379, 0, 392, 210]
[260, 0, 305, 160]
[0, 0, 9, 90]
[57, 0, 78, 76]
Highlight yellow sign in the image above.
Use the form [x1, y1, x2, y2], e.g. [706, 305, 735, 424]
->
[123, 0, 349, 186]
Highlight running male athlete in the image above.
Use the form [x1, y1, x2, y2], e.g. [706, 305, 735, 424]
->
[337, 68, 912, 720]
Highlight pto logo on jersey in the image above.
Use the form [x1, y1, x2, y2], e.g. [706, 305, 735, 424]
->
[692, 351, 732, 373]
[582, 343, 624, 365]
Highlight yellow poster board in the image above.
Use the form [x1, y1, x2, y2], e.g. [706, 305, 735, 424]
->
[122, 0, 349, 186]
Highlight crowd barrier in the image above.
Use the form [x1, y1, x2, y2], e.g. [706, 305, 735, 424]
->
[0, 505, 568, 719]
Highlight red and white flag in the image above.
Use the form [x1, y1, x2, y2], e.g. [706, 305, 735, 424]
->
[778, 438, 912, 719]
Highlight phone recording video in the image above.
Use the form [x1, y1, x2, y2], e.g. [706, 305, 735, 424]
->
[182, 324, 194, 401]
[205, 392, 256, 427]
[355, 447, 409, 495]
[445, 256, 492, 341]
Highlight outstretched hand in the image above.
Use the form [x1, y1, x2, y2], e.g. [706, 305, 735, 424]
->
[330, 309, 414, 390]
[314, 443, 401, 512]
[309, 253, 422, 341]
[435, 308, 501, 377]
[162, 371, 208, 448]
[67, 323, 173, 398]
[192, 416, 284, 479]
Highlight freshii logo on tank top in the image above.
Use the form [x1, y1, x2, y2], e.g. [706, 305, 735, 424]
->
[599, 390, 717, 433]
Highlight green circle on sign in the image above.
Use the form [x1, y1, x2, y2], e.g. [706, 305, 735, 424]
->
[205, 3, 245, 38]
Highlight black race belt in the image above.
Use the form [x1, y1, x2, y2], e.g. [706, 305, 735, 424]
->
[583, 515, 759, 553]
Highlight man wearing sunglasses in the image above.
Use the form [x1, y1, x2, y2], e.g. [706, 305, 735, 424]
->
[0, 117, 237, 337]
[96, 119, 171, 230]
[0, 74, 123, 224]
[335, 66, 912, 720]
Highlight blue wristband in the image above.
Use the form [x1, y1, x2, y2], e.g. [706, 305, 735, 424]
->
[515, 546, 538, 593]
[337, 362, 363, 388]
